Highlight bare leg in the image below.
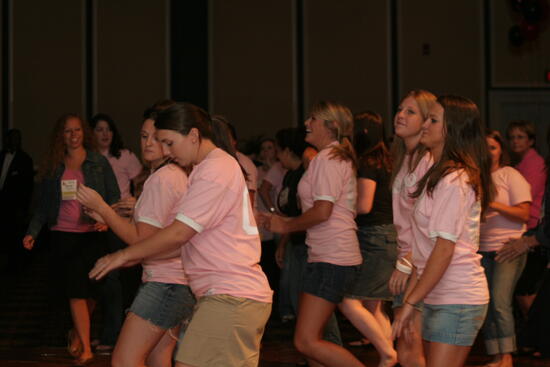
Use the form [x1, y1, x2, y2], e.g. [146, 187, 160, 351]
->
[295, 293, 365, 367]
[364, 300, 392, 342]
[69, 298, 93, 360]
[516, 294, 536, 320]
[426, 341, 471, 367]
[147, 325, 181, 367]
[111, 312, 167, 367]
[339, 298, 397, 367]
[396, 308, 425, 367]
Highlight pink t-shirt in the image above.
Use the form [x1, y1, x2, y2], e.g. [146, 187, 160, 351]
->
[52, 169, 95, 233]
[174, 148, 272, 303]
[412, 170, 488, 305]
[392, 152, 433, 259]
[236, 151, 258, 192]
[134, 164, 188, 284]
[516, 148, 546, 229]
[297, 142, 361, 266]
[104, 149, 143, 199]
[479, 166, 531, 252]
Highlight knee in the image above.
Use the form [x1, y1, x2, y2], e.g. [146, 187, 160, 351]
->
[294, 334, 317, 356]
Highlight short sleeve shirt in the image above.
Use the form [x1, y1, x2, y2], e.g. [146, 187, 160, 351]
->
[174, 148, 272, 303]
[105, 149, 143, 199]
[134, 164, 188, 284]
[297, 142, 361, 266]
[412, 170, 488, 305]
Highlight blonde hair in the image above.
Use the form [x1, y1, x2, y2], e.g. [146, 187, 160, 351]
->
[310, 101, 356, 169]
[390, 89, 437, 185]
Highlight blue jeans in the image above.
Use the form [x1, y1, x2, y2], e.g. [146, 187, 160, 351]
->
[481, 251, 527, 354]
[288, 242, 343, 346]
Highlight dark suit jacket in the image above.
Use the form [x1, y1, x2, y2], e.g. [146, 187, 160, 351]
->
[0, 149, 34, 217]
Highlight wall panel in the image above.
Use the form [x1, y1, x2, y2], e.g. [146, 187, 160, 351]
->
[96, 0, 168, 155]
[304, 0, 391, 122]
[12, 0, 85, 161]
[210, 0, 295, 144]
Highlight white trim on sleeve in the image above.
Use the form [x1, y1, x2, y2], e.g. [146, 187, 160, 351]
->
[176, 213, 204, 233]
[429, 231, 458, 242]
[314, 195, 336, 203]
[135, 216, 163, 229]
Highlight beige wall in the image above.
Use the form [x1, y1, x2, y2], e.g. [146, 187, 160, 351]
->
[398, 0, 484, 114]
[12, 0, 86, 162]
[96, 0, 169, 156]
[491, 0, 550, 87]
[209, 0, 295, 144]
[304, 0, 391, 122]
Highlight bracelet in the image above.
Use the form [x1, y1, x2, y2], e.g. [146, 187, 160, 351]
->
[395, 259, 412, 274]
[404, 299, 416, 307]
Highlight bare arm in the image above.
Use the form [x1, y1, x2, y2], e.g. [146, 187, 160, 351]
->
[489, 201, 530, 223]
[266, 200, 333, 234]
[90, 220, 195, 280]
[258, 180, 276, 210]
[405, 237, 455, 305]
[356, 178, 376, 214]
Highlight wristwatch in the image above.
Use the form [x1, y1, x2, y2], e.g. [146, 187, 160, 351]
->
[269, 207, 276, 213]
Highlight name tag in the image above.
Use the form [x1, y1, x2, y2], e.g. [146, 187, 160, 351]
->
[61, 179, 78, 200]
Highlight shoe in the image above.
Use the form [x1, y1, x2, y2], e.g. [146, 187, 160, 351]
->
[95, 344, 114, 355]
[73, 353, 94, 366]
[348, 338, 371, 347]
[67, 329, 82, 358]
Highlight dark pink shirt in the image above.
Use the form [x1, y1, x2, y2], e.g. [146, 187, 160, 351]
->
[516, 148, 546, 229]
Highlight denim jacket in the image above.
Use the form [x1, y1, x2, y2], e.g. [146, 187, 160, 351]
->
[26, 150, 120, 238]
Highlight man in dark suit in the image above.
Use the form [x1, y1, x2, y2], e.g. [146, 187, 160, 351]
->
[0, 129, 34, 273]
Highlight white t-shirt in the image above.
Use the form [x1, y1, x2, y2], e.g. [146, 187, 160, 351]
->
[479, 166, 531, 252]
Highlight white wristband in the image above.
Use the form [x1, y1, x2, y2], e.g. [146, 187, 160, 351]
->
[396, 259, 412, 275]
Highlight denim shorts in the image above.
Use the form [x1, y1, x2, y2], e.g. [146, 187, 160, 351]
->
[346, 224, 397, 301]
[302, 262, 358, 304]
[423, 303, 488, 346]
[392, 291, 423, 312]
[129, 281, 196, 330]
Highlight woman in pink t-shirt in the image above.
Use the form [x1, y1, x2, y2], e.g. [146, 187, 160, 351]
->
[264, 101, 397, 367]
[77, 106, 195, 367]
[388, 89, 436, 367]
[23, 114, 120, 366]
[479, 130, 531, 367]
[88, 103, 272, 367]
[392, 95, 494, 367]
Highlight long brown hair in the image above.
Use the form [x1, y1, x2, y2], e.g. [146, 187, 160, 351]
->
[309, 101, 357, 169]
[390, 89, 436, 185]
[354, 110, 392, 172]
[39, 114, 95, 178]
[412, 95, 495, 217]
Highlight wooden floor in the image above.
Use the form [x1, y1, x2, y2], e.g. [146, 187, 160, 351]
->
[0, 247, 549, 367]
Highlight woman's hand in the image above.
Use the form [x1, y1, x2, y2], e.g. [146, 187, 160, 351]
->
[389, 269, 410, 295]
[94, 223, 109, 232]
[495, 236, 537, 263]
[112, 196, 137, 218]
[22, 235, 35, 250]
[391, 302, 415, 342]
[89, 250, 132, 280]
[77, 184, 107, 212]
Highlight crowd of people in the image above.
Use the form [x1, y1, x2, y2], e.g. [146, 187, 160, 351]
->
[16, 91, 550, 367]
